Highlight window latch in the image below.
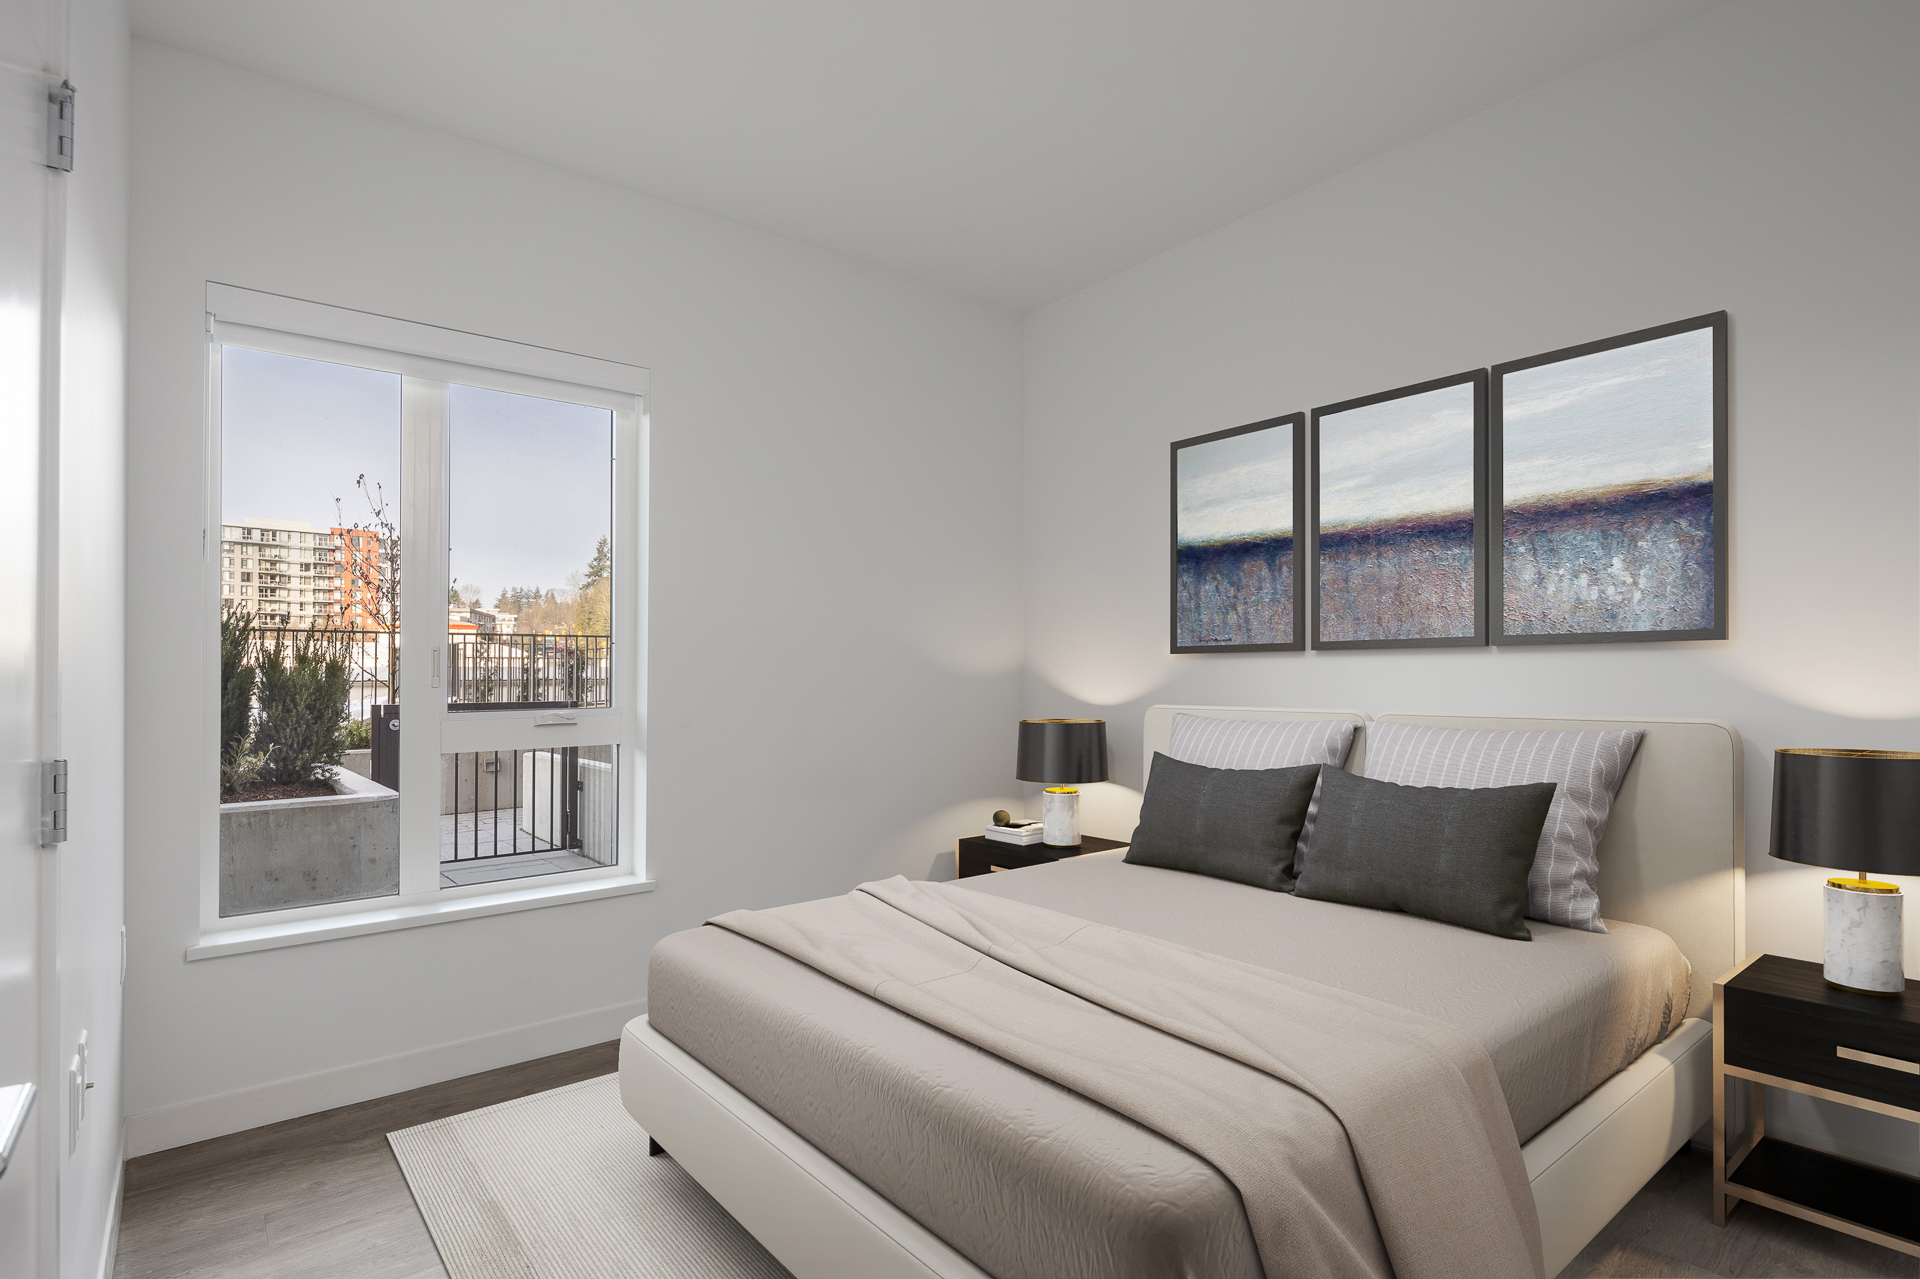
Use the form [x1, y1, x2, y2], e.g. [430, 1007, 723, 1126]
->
[535, 713, 576, 728]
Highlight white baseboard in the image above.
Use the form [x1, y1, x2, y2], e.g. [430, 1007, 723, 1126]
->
[123, 998, 645, 1158]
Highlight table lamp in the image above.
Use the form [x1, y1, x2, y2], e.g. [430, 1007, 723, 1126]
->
[1016, 718, 1109, 847]
[1769, 747, 1920, 995]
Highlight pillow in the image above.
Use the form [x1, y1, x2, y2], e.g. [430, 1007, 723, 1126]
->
[1125, 753, 1322, 891]
[1359, 723, 1643, 933]
[1167, 714, 1358, 770]
[1293, 767, 1556, 940]
[1168, 714, 1358, 867]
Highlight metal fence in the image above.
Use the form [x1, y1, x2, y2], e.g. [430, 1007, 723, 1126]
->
[248, 626, 398, 725]
[245, 627, 611, 720]
[447, 633, 611, 709]
[442, 746, 618, 864]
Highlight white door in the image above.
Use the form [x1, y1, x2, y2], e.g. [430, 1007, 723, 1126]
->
[0, 2, 53, 1275]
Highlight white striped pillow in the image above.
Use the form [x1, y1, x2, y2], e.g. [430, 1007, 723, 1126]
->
[1167, 715, 1358, 865]
[1360, 723, 1644, 933]
[1168, 714, 1358, 771]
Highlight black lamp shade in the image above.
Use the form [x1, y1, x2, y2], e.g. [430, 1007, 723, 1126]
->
[1016, 719, 1109, 785]
[1769, 748, 1920, 876]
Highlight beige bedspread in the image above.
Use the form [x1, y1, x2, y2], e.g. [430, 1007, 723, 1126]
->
[706, 875, 1543, 1279]
[965, 852, 1690, 1142]
[648, 853, 1689, 1279]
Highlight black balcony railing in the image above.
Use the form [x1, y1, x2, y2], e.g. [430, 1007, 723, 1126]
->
[447, 633, 610, 710]
[246, 627, 612, 720]
[442, 745, 618, 866]
[249, 626, 399, 725]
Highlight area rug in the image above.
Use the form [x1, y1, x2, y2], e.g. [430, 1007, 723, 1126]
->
[389, 1074, 793, 1279]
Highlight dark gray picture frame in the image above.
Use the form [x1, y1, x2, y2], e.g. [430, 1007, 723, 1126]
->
[1309, 369, 1489, 651]
[1491, 311, 1728, 646]
[1170, 413, 1307, 654]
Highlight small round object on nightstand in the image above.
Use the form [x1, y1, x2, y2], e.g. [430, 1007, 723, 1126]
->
[991, 809, 1012, 827]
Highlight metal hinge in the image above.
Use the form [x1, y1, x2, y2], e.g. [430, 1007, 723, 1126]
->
[40, 760, 68, 845]
[46, 81, 74, 171]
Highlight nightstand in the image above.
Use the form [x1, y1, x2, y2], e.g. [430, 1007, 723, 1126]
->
[956, 834, 1128, 879]
[1713, 953, 1920, 1256]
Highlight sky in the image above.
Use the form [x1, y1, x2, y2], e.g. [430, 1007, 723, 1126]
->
[1501, 328, 1713, 503]
[1176, 423, 1294, 545]
[222, 347, 402, 535]
[1318, 380, 1476, 528]
[449, 384, 612, 601]
[222, 346, 613, 603]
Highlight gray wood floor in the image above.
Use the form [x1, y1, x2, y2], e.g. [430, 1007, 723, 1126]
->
[114, 1041, 617, 1279]
[116, 1045, 1917, 1279]
[1562, 1146, 1918, 1279]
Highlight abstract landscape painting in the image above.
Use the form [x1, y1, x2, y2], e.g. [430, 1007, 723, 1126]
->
[1312, 372, 1485, 648]
[1493, 313, 1726, 642]
[1171, 414, 1304, 652]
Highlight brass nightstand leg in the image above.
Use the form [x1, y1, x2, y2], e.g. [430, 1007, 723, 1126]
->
[1713, 983, 1728, 1227]
[1713, 1060, 1729, 1226]
[1714, 1074, 1765, 1226]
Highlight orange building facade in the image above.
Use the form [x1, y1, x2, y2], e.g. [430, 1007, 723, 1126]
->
[331, 525, 386, 630]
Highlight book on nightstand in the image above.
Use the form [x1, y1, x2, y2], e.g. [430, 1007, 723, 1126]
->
[982, 822, 1045, 846]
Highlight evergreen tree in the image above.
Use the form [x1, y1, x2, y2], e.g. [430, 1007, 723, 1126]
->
[576, 538, 612, 637]
[253, 629, 353, 784]
[219, 602, 257, 761]
[583, 537, 610, 590]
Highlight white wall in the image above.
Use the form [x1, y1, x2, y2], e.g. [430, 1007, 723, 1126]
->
[125, 42, 1024, 1146]
[1022, 1, 1920, 1173]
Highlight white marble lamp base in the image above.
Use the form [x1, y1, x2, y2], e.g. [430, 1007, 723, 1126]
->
[1042, 787, 1080, 847]
[1824, 881, 1904, 994]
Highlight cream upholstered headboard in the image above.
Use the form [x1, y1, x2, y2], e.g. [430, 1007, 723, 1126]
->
[1142, 706, 1743, 1021]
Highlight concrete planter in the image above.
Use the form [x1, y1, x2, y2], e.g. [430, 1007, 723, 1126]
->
[219, 766, 399, 916]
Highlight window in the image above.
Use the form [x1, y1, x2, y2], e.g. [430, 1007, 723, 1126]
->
[205, 286, 645, 942]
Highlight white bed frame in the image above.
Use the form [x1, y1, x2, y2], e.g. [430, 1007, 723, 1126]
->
[622, 706, 1745, 1279]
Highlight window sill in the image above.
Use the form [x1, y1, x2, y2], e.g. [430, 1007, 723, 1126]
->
[186, 873, 655, 960]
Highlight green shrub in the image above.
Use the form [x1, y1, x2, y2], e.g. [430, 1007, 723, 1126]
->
[219, 745, 271, 797]
[253, 629, 352, 784]
[220, 603, 257, 761]
[341, 717, 371, 750]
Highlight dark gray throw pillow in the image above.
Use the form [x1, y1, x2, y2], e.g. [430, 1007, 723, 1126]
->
[1294, 767, 1557, 940]
[1124, 753, 1322, 891]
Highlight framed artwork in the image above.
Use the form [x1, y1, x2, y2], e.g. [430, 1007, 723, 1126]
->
[1170, 413, 1306, 653]
[1311, 370, 1488, 649]
[1491, 312, 1727, 644]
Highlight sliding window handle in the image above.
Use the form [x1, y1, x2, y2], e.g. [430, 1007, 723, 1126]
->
[431, 646, 440, 689]
[0, 1083, 34, 1181]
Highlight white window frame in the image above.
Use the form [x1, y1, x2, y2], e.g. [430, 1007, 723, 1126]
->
[192, 284, 651, 959]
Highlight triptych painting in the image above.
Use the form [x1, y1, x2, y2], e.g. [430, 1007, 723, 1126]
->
[1170, 311, 1727, 653]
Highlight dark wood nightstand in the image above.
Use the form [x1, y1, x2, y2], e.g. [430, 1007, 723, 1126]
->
[956, 834, 1128, 879]
[1713, 953, 1920, 1257]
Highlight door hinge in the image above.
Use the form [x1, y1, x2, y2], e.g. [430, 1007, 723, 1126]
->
[40, 760, 69, 845]
[46, 81, 74, 172]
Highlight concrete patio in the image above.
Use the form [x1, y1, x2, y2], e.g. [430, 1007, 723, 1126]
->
[439, 807, 602, 886]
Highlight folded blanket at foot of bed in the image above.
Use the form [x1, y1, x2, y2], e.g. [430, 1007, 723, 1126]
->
[698, 876, 1544, 1279]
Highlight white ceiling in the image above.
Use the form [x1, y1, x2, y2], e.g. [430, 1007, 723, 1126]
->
[130, 0, 1723, 312]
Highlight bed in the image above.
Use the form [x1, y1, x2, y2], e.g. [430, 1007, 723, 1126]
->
[620, 707, 1744, 1278]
